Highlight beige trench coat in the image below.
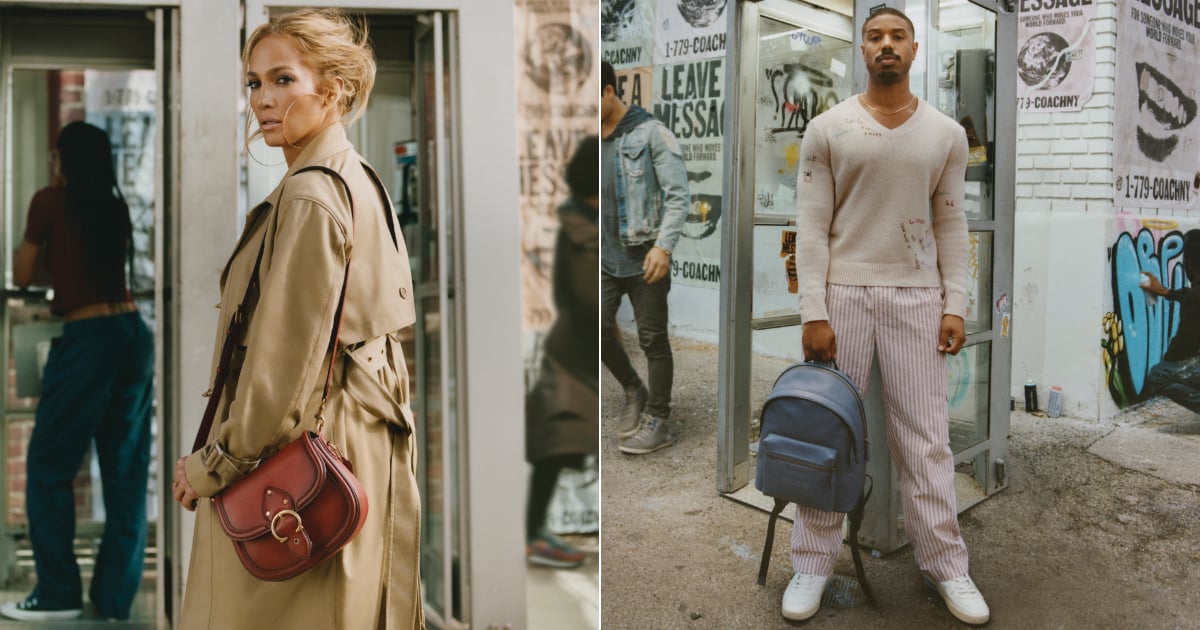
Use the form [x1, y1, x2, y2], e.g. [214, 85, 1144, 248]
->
[180, 124, 424, 629]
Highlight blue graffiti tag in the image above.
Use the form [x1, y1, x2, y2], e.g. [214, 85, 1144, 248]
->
[1111, 228, 1185, 398]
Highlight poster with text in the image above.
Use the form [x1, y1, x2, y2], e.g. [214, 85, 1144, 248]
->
[1016, 0, 1097, 112]
[654, 0, 729, 64]
[653, 58, 725, 287]
[1113, 0, 1200, 211]
[614, 66, 654, 108]
[516, 0, 599, 332]
[602, 0, 655, 68]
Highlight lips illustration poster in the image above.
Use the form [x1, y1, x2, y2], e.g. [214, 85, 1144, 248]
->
[603, 0, 655, 69]
[654, 0, 729, 64]
[1015, 0, 1097, 112]
[1113, 0, 1200, 211]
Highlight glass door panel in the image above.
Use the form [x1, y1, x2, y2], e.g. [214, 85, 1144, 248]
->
[948, 341, 991, 452]
[966, 230, 994, 334]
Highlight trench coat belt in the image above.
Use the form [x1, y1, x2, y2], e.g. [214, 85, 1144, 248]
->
[341, 335, 414, 433]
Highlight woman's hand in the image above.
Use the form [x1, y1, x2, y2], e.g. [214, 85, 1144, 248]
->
[173, 456, 200, 512]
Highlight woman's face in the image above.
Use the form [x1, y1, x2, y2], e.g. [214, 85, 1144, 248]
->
[246, 34, 338, 164]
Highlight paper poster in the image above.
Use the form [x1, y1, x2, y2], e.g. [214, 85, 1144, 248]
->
[654, 0, 729, 64]
[602, 0, 655, 68]
[1113, 0, 1200, 211]
[614, 66, 654, 108]
[515, 0, 599, 331]
[1015, 0, 1097, 112]
[653, 58, 725, 287]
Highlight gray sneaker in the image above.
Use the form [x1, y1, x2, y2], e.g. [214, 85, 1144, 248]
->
[617, 383, 648, 438]
[618, 414, 673, 454]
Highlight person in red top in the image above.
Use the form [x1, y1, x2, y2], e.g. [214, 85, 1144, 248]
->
[0, 122, 153, 623]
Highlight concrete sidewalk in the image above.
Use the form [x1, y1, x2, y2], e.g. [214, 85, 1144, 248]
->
[601, 338, 1200, 629]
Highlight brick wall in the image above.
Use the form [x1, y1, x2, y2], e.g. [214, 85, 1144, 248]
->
[1015, 0, 1118, 215]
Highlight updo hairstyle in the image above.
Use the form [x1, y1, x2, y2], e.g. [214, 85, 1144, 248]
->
[243, 8, 376, 126]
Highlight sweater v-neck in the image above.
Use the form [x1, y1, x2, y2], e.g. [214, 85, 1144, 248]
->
[853, 94, 925, 135]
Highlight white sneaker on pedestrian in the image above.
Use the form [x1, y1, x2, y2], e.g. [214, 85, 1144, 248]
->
[781, 572, 829, 621]
[929, 574, 990, 625]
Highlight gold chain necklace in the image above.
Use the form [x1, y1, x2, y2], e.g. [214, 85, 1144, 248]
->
[861, 93, 916, 116]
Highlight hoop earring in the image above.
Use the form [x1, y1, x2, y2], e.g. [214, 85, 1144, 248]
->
[280, 93, 325, 150]
[243, 106, 285, 168]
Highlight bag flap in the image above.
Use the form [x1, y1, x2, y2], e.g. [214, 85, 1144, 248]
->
[215, 432, 326, 540]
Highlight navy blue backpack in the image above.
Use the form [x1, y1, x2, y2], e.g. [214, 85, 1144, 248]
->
[754, 361, 875, 603]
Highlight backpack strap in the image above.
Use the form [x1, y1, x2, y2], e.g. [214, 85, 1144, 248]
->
[845, 475, 877, 606]
[756, 497, 788, 586]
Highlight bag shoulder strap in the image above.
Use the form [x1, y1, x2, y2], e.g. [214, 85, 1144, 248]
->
[190, 165, 355, 453]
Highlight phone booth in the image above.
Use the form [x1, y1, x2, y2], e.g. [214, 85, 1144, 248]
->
[717, 0, 1018, 554]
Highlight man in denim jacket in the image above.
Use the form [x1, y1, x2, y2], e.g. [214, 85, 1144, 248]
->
[601, 61, 689, 455]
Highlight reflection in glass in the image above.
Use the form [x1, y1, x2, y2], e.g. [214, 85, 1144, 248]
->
[948, 342, 991, 453]
[908, 0, 997, 221]
[753, 17, 853, 220]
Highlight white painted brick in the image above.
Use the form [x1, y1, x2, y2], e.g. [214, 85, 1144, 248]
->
[1023, 125, 1060, 140]
[1089, 139, 1113, 153]
[1052, 138, 1090, 153]
[1095, 48, 1116, 64]
[1020, 139, 1052, 154]
[1036, 184, 1073, 198]
[1073, 184, 1112, 199]
[1094, 77, 1116, 93]
[1052, 199, 1088, 213]
[1016, 112, 1053, 126]
[1061, 170, 1089, 184]
[1017, 169, 1043, 184]
[1090, 170, 1116, 184]
[1033, 154, 1072, 169]
[1085, 93, 1114, 109]
[1017, 155, 1037, 170]
[1073, 154, 1112, 169]
[1016, 184, 1036, 198]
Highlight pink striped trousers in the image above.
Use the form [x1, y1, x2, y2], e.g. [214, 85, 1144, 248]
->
[789, 284, 969, 582]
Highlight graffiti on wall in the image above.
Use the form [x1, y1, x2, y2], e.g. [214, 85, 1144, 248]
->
[1103, 223, 1187, 407]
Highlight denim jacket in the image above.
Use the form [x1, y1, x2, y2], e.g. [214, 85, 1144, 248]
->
[612, 118, 690, 252]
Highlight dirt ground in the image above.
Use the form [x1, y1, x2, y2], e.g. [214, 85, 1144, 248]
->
[600, 337, 1200, 629]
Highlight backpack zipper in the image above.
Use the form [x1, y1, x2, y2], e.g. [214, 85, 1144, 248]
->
[765, 451, 835, 472]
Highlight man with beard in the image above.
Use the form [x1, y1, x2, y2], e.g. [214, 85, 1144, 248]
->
[601, 61, 689, 455]
[785, 8, 989, 625]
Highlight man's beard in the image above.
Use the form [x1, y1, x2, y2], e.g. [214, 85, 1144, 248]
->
[873, 68, 902, 84]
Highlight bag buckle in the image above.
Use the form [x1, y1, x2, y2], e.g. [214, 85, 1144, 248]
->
[269, 509, 303, 543]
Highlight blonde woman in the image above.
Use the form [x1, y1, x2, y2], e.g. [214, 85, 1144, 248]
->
[172, 9, 423, 628]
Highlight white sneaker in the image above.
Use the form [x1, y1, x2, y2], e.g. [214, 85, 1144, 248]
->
[781, 572, 829, 621]
[930, 575, 990, 625]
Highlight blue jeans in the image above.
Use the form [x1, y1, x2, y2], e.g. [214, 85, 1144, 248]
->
[26, 312, 153, 619]
[1147, 356, 1200, 414]
[601, 272, 673, 419]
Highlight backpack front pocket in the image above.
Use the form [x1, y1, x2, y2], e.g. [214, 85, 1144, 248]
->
[758, 433, 838, 512]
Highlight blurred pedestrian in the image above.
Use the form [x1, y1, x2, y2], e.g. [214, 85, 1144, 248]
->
[601, 60, 689, 455]
[525, 135, 598, 568]
[170, 9, 423, 628]
[2, 121, 153, 622]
